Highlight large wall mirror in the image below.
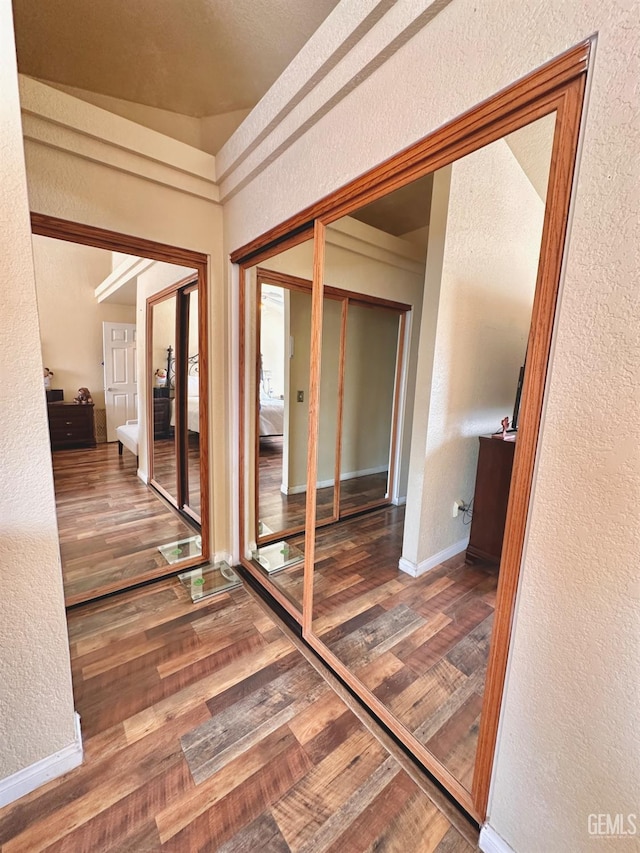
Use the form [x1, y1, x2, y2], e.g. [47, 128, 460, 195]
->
[148, 272, 207, 540]
[236, 44, 589, 821]
[241, 238, 416, 615]
[31, 217, 212, 605]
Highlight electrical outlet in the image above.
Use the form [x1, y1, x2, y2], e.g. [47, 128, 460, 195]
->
[297, 390, 304, 403]
[452, 499, 466, 518]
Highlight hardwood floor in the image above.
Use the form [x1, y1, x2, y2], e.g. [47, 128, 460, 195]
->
[258, 437, 388, 535]
[258, 506, 498, 790]
[0, 578, 479, 851]
[53, 443, 200, 605]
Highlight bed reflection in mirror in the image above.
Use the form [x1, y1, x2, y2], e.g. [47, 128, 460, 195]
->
[309, 113, 556, 794]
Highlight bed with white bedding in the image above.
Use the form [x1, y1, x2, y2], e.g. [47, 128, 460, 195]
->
[259, 396, 284, 436]
[169, 373, 201, 432]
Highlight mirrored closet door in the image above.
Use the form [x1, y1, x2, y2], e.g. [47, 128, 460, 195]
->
[235, 42, 589, 823]
[241, 255, 410, 618]
[148, 276, 206, 528]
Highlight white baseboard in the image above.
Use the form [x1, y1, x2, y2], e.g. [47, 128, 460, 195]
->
[391, 495, 407, 506]
[214, 551, 233, 566]
[137, 469, 148, 484]
[398, 536, 469, 577]
[282, 465, 387, 496]
[479, 824, 516, 853]
[0, 712, 83, 809]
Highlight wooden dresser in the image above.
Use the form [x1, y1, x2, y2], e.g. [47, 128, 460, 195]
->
[47, 402, 96, 451]
[153, 397, 171, 438]
[466, 435, 516, 565]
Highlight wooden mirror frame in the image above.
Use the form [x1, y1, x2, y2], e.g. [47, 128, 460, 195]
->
[32, 213, 211, 588]
[233, 41, 590, 821]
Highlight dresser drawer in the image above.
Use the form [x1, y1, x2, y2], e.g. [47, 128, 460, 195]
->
[47, 404, 96, 450]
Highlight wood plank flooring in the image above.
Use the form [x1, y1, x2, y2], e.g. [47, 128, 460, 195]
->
[52, 443, 200, 605]
[258, 437, 388, 535]
[0, 578, 478, 852]
[260, 507, 498, 790]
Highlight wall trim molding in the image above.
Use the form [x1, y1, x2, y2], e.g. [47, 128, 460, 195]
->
[0, 712, 83, 809]
[327, 217, 426, 274]
[19, 77, 220, 204]
[479, 824, 516, 853]
[217, 0, 456, 200]
[95, 255, 155, 303]
[398, 536, 469, 576]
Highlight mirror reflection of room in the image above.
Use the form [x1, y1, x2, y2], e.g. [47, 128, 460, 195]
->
[149, 281, 202, 523]
[244, 243, 315, 608]
[33, 237, 209, 605]
[150, 292, 178, 501]
[309, 113, 556, 793]
[246, 238, 416, 612]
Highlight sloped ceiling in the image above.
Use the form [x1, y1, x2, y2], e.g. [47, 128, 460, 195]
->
[11, 0, 341, 117]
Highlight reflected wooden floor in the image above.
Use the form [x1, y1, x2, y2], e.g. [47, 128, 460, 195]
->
[53, 443, 199, 606]
[258, 437, 388, 534]
[264, 506, 498, 790]
[152, 432, 201, 516]
[0, 578, 478, 851]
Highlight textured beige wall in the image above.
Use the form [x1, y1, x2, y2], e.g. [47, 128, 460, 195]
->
[33, 235, 135, 409]
[0, 4, 77, 782]
[403, 135, 546, 567]
[223, 2, 639, 849]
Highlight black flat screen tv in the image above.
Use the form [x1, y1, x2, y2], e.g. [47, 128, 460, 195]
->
[511, 364, 526, 432]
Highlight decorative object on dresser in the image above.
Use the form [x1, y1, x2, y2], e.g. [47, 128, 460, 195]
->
[46, 389, 63, 403]
[74, 387, 93, 404]
[466, 435, 516, 565]
[47, 402, 96, 451]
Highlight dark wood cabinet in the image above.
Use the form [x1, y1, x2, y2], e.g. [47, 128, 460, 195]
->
[153, 397, 171, 438]
[466, 435, 516, 565]
[47, 402, 96, 450]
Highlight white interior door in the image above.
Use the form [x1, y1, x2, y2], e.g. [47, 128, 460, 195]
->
[103, 321, 137, 442]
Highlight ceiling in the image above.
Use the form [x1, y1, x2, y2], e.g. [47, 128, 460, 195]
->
[11, 0, 341, 117]
[350, 174, 434, 239]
